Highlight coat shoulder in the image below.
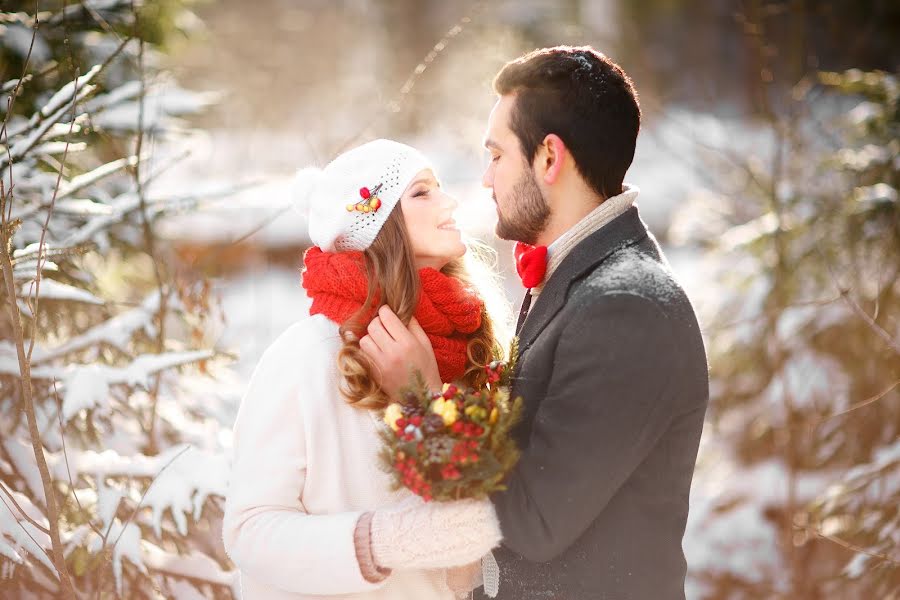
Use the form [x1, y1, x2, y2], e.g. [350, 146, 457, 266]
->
[575, 244, 689, 315]
[250, 314, 341, 387]
[267, 314, 341, 357]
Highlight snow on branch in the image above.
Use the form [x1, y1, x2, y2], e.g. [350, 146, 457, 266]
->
[30, 291, 163, 364]
[18, 278, 105, 305]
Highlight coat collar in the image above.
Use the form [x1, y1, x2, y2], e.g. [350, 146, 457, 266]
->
[515, 205, 650, 355]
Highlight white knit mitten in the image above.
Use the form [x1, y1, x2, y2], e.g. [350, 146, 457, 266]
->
[370, 496, 502, 570]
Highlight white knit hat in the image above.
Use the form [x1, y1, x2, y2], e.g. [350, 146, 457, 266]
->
[292, 139, 432, 252]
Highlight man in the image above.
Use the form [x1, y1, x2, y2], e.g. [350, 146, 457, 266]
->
[365, 46, 709, 599]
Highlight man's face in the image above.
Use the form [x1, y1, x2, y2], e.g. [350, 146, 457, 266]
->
[482, 95, 550, 245]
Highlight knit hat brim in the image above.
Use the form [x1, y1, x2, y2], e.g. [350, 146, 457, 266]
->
[303, 139, 433, 252]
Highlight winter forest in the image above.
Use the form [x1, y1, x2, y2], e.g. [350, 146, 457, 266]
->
[0, 0, 897, 598]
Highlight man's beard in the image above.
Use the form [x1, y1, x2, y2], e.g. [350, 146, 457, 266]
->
[494, 169, 550, 245]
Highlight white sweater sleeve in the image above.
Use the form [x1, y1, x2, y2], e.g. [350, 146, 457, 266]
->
[222, 321, 385, 595]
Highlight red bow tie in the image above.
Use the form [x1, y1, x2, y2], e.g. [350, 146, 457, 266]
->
[514, 242, 548, 289]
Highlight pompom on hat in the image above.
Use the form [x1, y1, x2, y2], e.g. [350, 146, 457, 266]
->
[292, 139, 432, 252]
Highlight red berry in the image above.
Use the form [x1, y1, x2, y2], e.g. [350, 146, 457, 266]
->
[451, 421, 464, 434]
[411, 416, 423, 427]
[360, 187, 370, 199]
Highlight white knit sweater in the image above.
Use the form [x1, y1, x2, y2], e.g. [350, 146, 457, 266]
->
[222, 314, 455, 600]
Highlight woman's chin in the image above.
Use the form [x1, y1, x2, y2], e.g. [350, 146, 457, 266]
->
[441, 243, 468, 263]
[418, 245, 467, 270]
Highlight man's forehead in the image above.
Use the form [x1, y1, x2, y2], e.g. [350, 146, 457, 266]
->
[484, 97, 513, 147]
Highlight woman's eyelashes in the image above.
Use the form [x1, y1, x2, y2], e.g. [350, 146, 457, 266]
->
[413, 182, 440, 198]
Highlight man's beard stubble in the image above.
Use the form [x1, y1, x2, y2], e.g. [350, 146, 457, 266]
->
[494, 169, 550, 246]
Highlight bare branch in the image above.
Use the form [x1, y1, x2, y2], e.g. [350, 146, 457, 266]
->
[0, 6, 77, 596]
[804, 525, 900, 567]
[796, 378, 900, 429]
[51, 379, 109, 541]
[127, 0, 167, 455]
[26, 63, 82, 363]
[0, 479, 51, 536]
[334, 1, 486, 155]
[838, 287, 900, 356]
[0, 487, 55, 565]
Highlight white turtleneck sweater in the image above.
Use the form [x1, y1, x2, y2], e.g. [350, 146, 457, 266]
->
[530, 184, 639, 298]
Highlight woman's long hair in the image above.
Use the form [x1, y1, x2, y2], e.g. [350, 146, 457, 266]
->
[335, 205, 510, 410]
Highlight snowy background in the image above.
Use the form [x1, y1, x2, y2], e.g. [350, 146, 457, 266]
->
[2, 0, 897, 598]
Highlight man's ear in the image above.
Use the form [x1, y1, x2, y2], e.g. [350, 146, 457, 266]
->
[535, 134, 566, 185]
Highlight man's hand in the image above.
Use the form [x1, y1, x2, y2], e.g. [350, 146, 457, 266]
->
[446, 560, 483, 598]
[359, 305, 441, 398]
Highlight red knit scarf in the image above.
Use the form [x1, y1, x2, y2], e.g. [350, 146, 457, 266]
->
[301, 246, 484, 382]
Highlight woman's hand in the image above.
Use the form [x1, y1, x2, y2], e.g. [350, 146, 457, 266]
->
[359, 305, 441, 398]
[368, 495, 501, 570]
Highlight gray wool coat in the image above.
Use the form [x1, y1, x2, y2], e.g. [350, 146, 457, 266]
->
[476, 206, 709, 600]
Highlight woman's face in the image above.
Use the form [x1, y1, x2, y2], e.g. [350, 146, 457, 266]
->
[399, 168, 466, 270]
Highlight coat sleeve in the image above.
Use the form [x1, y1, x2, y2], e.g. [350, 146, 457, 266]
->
[222, 321, 386, 595]
[492, 293, 680, 562]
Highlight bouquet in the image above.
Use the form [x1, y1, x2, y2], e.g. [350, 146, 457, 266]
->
[378, 347, 523, 502]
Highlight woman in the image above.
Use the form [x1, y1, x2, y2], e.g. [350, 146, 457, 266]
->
[222, 139, 506, 599]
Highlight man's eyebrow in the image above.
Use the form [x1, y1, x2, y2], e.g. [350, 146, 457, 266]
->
[484, 139, 502, 151]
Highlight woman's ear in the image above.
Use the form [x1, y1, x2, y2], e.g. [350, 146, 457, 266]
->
[536, 134, 566, 185]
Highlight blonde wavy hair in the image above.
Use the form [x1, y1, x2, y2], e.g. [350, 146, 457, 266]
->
[335, 205, 511, 410]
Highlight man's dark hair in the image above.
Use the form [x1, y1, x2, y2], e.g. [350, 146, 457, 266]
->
[493, 46, 641, 200]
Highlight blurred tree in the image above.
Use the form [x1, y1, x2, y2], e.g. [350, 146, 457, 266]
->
[1, 0, 205, 119]
[615, 0, 900, 115]
[672, 12, 900, 600]
[699, 65, 898, 600]
[1, 2, 239, 598]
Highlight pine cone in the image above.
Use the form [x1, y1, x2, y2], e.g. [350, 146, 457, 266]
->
[422, 412, 446, 435]
[423, 435, 455, 465]
[401, 390, 420, 406]
[401, 404, 425, 420]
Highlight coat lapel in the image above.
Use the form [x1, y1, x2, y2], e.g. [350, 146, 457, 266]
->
[514, 290, 532, 336]
[516, 206, 649, 355]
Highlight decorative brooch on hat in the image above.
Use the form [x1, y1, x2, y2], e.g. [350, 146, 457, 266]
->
[346, 183, 383, 213]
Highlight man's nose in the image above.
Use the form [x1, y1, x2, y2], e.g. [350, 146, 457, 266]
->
[482, 164, 493, 189]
